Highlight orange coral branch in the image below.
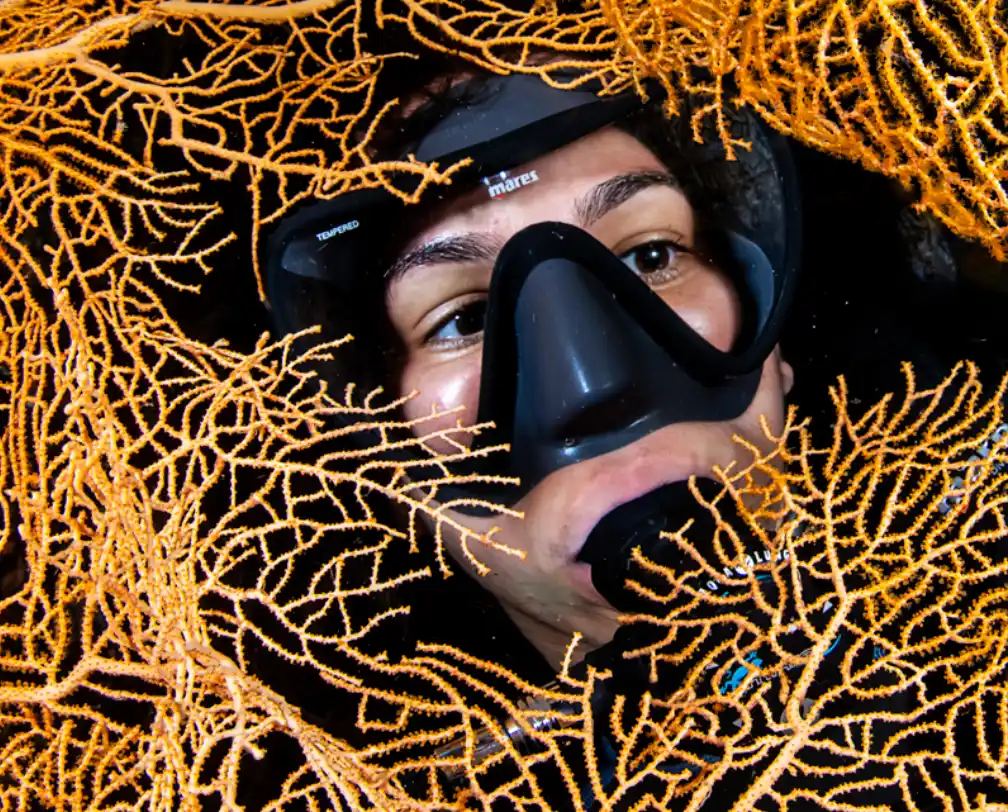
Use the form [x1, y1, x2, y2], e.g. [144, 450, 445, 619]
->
[0, 13, 141, 71]
[157, 0, 345, 22]
[1, 2, 1007, 809]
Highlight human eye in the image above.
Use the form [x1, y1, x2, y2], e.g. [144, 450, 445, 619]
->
[423, 297, 488, 347]
[618, 239, 689, 286]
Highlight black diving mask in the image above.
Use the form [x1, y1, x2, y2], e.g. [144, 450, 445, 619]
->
[265, 68, 802, 608]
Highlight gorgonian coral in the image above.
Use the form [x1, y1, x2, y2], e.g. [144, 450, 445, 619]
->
[1, 1, 1007, 809]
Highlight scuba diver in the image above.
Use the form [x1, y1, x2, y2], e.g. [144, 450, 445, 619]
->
[267, 49, 799, 661]
[260, 45, 1008, 811]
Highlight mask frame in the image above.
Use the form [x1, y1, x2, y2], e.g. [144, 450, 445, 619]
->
[264, 68, 803, 515]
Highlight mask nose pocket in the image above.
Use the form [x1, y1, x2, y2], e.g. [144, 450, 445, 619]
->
[512, 257, 659, 464]
[550, 389, 649, 448]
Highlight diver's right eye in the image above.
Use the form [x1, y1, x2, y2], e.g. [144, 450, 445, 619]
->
[426, 299, 488, 345]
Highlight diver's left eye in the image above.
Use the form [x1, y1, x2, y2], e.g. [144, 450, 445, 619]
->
[619, 240, 683, 281]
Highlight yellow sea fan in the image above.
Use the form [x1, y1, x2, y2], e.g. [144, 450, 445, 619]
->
[0, 1, 1007, 810]
[382, 0, 1008, 260]
[594, 362, 1008, 811]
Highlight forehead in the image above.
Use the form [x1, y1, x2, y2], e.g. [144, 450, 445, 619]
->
[403, 127, 676, 246]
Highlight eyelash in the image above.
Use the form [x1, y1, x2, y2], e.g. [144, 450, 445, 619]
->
[422, 238, 691, 347]
[423, 298, 488, 347]
[619, 238, 689, 286]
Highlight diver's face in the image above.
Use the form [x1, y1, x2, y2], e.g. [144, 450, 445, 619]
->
[385, 127, 795, 669]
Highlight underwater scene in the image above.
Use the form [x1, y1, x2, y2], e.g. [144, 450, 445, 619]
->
[1, 1, 1008, 810]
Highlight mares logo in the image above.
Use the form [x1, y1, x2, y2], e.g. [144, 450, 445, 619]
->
[483, 169, 539, 199]
[315, 219, 359, 241]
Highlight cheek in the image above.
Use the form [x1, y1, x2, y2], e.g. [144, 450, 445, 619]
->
[400, 356, 483, 452]
[661, 274, 740, 353]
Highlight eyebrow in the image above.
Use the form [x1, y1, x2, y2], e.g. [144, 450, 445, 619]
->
[574, 170, 681, 228]
[386, 233, 503, 286]
[385, 170, 681, 286]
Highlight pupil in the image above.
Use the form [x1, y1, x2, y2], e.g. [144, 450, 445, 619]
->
[637, 244, 668, 273]
[456, 301, 486, 336]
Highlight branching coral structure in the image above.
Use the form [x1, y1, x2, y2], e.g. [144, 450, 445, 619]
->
[0, 0, 1006, 810]
[3, 307, 1008, 810]
[595, 363, 1008, 811]
[382, 0, 1008, 260]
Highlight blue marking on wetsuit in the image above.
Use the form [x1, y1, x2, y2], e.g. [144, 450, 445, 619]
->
[719, 651, 765, 694]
